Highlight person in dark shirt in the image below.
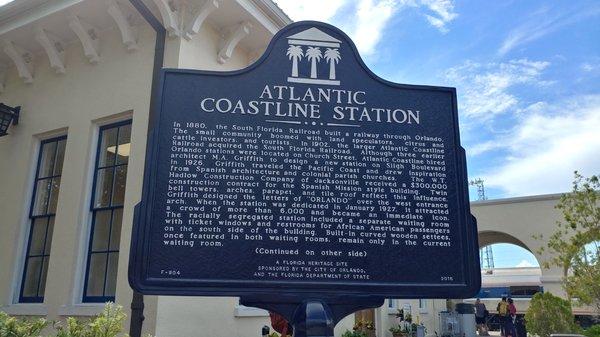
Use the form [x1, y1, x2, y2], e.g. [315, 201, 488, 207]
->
[475, 298, 489, 335]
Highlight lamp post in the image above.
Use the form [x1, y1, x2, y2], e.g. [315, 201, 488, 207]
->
[0, 103, 20, 136]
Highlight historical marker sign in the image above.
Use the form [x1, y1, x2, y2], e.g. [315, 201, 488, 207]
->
[129, 21, 480, 299]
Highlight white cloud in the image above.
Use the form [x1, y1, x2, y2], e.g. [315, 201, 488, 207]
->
[350, 0, 398, 55]
[445, 59, 550, 120]
[581, 62, 598, 72]
[273, 0, 347, 22]
[498, 6, 600, 56]
[274, 0, 457, 56]
[515, 260, 536, 268]
[468, 140, 502, 156]
[420, 0, 458, 33]
[480, 95, 600, 196]
[274, 0, 397, 56]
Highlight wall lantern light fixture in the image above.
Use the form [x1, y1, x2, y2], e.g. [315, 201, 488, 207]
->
[0, 103, 20, 137]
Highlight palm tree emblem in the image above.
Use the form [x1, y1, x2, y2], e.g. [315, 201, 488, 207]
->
[285, 27, 342, 86]
[306, 46, 323, 79]
[286, 45, 303, 78]
[324, 48, 341, 80]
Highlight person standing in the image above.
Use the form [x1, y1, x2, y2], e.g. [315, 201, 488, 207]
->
[496, 297, 509, 336]
[475, 299, 489, 335]
[506, 298, 517, 337]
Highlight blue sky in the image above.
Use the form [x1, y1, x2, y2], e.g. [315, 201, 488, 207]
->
[486, 244, 539, 268]
[275, 0, 600, 201]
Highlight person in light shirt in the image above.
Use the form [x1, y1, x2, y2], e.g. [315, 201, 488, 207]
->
[496, 296, 509, 336]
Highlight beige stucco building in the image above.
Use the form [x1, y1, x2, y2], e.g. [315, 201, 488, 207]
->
[0, 0, 291, 336]
[0, 1, 592, 337]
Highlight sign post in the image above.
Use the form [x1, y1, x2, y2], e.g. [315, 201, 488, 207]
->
[129, 21, 480, 336]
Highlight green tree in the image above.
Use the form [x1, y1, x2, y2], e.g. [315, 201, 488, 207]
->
[538, 172, 600, 312]
[565, 252, 600, 312]
[525, 292, 580, 337]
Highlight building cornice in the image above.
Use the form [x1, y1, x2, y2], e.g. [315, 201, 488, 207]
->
[471, 193, 563, 207]
[248, 0, 292, 28]
[0, 0, 292, 89]
[0, 0, 85, 36]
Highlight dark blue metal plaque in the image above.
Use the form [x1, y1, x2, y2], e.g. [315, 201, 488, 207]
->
[129, 21, 480, 299]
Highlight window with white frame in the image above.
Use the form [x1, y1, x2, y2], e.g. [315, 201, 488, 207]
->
[83, 120, 131, 302]
[20, 136, 67, 303]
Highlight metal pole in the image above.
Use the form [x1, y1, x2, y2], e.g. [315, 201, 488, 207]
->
[126, 1, 166, 337]
[291, 300, 335, 337]
[128, 0, 166, 131]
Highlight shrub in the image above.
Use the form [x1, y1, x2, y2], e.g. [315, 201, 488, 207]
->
[0, 311, 48, 337]
[54, 318, 85, 337]
[267, 332, 291, 337]
[584, 325, 600, 337]
[53, 303, 127, 337]
[341, 330, 367, 337]
[525, 292, 580, 337]
[0, 303, 129, 337]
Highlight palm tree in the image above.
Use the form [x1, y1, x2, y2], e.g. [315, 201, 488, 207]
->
[324, 48, 341, 80]
[286, 45, 303, 77]
[306, 46, 322, 79]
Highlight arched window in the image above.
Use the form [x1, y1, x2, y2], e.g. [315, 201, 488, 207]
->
[477, 243, 542, 299]
[479, 243, 540, 269]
